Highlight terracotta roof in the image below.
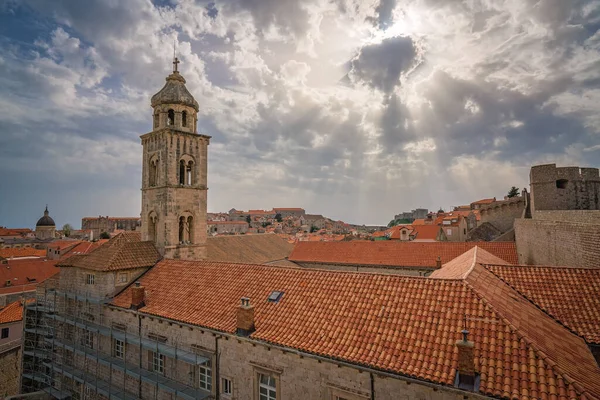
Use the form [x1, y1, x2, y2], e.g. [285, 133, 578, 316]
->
[57, 232, 160, 271]
[0, 228, 32, 237]
[0, 300, 24, 324]
[411, 225, 442, 241]
[206, 234, 293, 264]
[429, 247, 512, 279]
[273, 208, 305, 211]
[0, 258, 59, 295]
[208, 221, 248, 225]
[471, 198, 496, 205]
[0, 248, 47, 258]
[485, 264, 600, 344]
[60, 240, 108, 259]
[47, 240, 82, 250]
[288, 241, 518, 268]
[411, 219, 426, 225]
[112, 259, 600, 399]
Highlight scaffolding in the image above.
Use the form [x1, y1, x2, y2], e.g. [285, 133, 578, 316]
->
[21, 277, 213, 400]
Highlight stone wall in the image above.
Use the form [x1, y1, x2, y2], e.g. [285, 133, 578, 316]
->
[515, 219, 600, 267]
[532, 210, 600, 224]
[479, 198, 526, 233]
[0, 346, 21, 398]
[81, 217, 140, 238]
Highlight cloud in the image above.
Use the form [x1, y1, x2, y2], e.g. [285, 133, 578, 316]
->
[1, 0, 599, 228]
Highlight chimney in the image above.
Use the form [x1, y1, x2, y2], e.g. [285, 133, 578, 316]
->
[236, 297, 255, 336]
[455, 327, 478, 390]
[436, 256, 442, 268]
[131, 282, 145, 310]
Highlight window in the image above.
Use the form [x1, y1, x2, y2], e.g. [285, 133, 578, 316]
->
[151, 351, 164, 374]
[83, 330, 94, 349]
[149, 158, 158, 187]
[83, 386, 93, 400]
[221, 377, 232, 396]
[5, 280, 11, 287]
[199, 360, 212, 391]
[182, 111, 187, 127]
[179, 160, 186, 185]
[113, 338, 125, 359]
[463, 228, 466, 235]
[118, 272, 128, 283]
[1, 327, 8, 339]
[154, 113, 159, 128]
[179, 216, 186, 243]
[259, 374, 276, 400]
[446, 229, 452, 236]
[86, 274, 95, 285]
[167, 109, 174, 126]
[556, 179, 568, 189]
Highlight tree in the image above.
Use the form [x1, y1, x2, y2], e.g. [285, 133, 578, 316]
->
[310, 226, 318, 233]
[507, 186, 520, 198]
[62, 224, 73, 237]
[246, 215, 251, 224]
[275, 213, 282, 223]
[99, 231, 110, 239]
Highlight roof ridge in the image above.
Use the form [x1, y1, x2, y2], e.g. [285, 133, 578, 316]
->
[485, 263, 600, 270]
[161, 259, 439, 280]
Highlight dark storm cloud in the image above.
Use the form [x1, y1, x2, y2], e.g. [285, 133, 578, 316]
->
[373, 0, 397, 29]
[350, 36, 417, 93]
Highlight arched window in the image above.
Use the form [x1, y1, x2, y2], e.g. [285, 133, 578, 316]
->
[168, 109, 175, 126]
[187, 216, 194, 243]
[179, 160, 186, 185]
[182, 111, 187, 127]
[154, 113, 159, 128]
[179, 216, 185, 243]
[186, 161, 193, 185]
[149, 214, 157, 243]
[149, 158, 158, 187]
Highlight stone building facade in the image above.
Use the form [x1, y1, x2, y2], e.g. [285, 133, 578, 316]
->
[207, 221, 249, 235]
[81, 217, 140, 238]
[140, 59, 210, 260]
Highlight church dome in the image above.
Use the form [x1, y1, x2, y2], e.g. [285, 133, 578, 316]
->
[151, 70, 199, 111]
[36, 206, 55, 227]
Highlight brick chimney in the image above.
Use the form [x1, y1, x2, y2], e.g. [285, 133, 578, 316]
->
[436, 256, 442, 268]
[236, 297, 255, 336]
[131, 281, 145, 310]
[455, 327, 478, 390]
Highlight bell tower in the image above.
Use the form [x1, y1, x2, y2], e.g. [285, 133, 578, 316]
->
[140, 57, 210, 260]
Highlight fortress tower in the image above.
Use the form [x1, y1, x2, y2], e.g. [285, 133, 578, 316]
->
[140, 58, 210, 260]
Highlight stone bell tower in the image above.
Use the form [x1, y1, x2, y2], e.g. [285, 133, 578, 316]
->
[140, 57, 210, 260]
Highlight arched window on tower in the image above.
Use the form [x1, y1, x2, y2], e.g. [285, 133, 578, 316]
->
[168, 109, 175, 126]
[149, 158, 158, 187]
[179, 160, 186, 185]
[149, 214, 157, 243]
[179, 216, 185, 244]
[182, 111, 187, 127]
[186, 161, 193, 185]
[187, 216, 194, 244]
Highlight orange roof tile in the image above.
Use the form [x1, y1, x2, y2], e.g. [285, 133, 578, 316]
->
[288, 241, 518, 268]
[411, 225, 442, 241]
[58, 232, 160, 271]
[485, 264, 600, 344]
[0, 258, 59, 295]
[0, 300, 24, 324]
[471, 198, 496, 205]
[0, 248, 46, 258]
[273, 208, 305, 211]
[112, 259, 600, 399]
[0, 228, 32, 237]
[60, 240, 107, 259]
[411, 218, 426, 225]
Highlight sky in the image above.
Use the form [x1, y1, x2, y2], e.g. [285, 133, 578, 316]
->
[0, 0, 599, 228]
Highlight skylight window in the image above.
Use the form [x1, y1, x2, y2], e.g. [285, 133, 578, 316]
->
[268, 291, 284, 303]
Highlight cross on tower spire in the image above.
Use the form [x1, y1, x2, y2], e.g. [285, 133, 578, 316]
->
[172, 40, 180, 73]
